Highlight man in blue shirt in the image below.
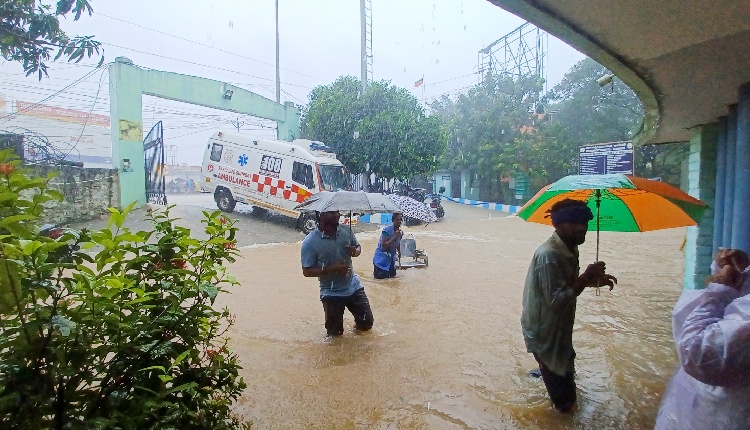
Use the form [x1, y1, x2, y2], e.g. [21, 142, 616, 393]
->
[301, 210, 374, 336]
[373, 212, 403, 279]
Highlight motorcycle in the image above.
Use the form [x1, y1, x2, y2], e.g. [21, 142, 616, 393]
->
[395, 184, 427, 203]
[427, 186, 445, 220]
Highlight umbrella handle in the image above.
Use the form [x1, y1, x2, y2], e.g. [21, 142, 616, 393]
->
[349, 210, 354, 247]
[595, 189, 601, 263]
[595, 190, 601, 295]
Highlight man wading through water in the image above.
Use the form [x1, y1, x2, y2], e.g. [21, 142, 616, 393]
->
[372, 212, 403, 279]
[521, 199, 617, 412]
[301, 210, 374, 336]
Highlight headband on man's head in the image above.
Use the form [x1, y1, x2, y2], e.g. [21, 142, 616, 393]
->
[547, 204, 594, 226]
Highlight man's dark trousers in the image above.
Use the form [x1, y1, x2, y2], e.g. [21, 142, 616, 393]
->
[320, 288, 374, 336]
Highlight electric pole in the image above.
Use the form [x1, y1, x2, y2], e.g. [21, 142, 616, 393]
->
[230, 118, 245, 133]
[275, 0, 281, 104]
[166, 145, 178, 166]
[360, 0, 372, 93]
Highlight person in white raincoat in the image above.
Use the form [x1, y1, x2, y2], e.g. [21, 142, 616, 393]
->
[655, 248, 750, 430]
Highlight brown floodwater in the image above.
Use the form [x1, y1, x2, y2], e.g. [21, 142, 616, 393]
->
[216, 202, 685, 429]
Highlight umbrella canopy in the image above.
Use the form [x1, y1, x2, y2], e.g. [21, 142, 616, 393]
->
[387, 194, 437, 224]
[518, 174, 707, 232]
[295, 191, 401, 214]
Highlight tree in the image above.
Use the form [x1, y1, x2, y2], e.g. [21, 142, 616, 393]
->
[0, 0, 103, 79]
[430, 73, 545, 201]
[301, 76, 446, 188]
[547, 58, 688, 186]
[0, 150, 248, 429]
[546, 57, 644, 147]
[431, 59, 688, 204]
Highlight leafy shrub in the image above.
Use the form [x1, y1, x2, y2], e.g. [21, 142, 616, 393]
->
[0, 149, 248, 429]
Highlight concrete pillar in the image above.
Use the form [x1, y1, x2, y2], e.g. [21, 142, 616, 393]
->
[723, 105, 737, 245]
[713, 116, 728, 250]
[683, 124, 718, 290]
[731, 82, 750, 251]
[109, 59, 145, 208]
[277, 101, 300, 141]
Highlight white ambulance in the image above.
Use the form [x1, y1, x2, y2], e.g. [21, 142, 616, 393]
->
[200, 131, 353, 233]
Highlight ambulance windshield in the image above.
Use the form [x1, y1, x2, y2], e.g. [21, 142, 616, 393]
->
[318, 164, 349, 191]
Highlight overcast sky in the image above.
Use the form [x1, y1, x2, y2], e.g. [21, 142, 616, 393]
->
[0, 0, 585, 165]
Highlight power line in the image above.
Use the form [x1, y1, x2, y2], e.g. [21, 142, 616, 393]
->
[281, 88, 305, 106]
[103, 42, 315, 90]
[0, 65, 106, 124]
[67, 68, 108, 158]
[428, 73, 477, 86]
[98, 12, 326, 83]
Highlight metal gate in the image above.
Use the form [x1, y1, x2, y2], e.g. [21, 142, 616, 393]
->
[143, 121, 167, 205]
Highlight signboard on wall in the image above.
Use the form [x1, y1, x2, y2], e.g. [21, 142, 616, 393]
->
[15, 100, 110, 128]
[514, 173, 528, 200]
[579, 141, 634, 175]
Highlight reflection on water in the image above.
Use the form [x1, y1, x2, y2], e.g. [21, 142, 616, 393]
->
[217, 204, 683, 429]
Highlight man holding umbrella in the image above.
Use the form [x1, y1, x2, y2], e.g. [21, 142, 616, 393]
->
[301, 210, 374, 337]
[521, 199, 617, 413]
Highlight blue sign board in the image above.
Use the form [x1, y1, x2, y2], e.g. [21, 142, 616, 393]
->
[578, 141, 634, 175]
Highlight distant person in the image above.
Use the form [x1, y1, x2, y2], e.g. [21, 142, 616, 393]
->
[520, 199, 617, 413]
[655, 248, 750, 430]
[373, 212, 403, 279]
[301, 210, 374, 336]
[187, 179, 195, 192]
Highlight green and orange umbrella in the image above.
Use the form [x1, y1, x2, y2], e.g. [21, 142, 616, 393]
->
[518, 174, 708, 259]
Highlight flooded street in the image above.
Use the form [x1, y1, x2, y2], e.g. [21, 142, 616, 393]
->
[213, 200, 685, 429]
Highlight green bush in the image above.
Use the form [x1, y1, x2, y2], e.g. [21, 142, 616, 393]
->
[0, 150, 248, 429]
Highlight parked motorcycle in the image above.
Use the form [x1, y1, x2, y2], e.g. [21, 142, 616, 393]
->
[395, 184, 427, 203]
[427, 192, 445, 219]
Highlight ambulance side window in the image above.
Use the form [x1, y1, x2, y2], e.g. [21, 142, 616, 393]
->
[292, 162, 315, 189]
[209, 143, 223, 162]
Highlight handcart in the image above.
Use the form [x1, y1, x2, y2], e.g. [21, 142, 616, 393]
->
[396, 234, 428, 269]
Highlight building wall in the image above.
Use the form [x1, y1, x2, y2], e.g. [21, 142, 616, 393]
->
[683, 125, 718, 290]
[0, 94, 112, 169]
[433, 171, 453, 196]
[29, 165, 119, 225]
[460, 171, 480, 200]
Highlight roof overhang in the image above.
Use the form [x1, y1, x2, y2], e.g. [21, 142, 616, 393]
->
[488, 0, 750, 144]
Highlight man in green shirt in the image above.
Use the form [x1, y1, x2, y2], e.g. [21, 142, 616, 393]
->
[521, 199, 617, 412]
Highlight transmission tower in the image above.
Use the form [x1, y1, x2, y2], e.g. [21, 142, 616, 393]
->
[477, 23, 548, 89]
[360, 0, 373, 92]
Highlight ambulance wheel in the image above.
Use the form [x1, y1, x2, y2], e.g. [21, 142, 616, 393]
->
[217, 189, 236, 213]
[300, 214, 317, 234]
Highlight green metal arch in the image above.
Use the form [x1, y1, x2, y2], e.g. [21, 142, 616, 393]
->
[108, 57, 300, 208]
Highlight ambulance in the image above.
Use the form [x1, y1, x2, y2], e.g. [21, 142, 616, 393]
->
[200, 131, 354, 233]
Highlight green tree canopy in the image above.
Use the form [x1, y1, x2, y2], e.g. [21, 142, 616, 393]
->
[546, 57, 644, 145]
[301, 76, 446, 187]
[431, 58, 688, 203]
[546, 58, 687, 186]
[430, 73, 544, 201]
[0, 0, 103, 79]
